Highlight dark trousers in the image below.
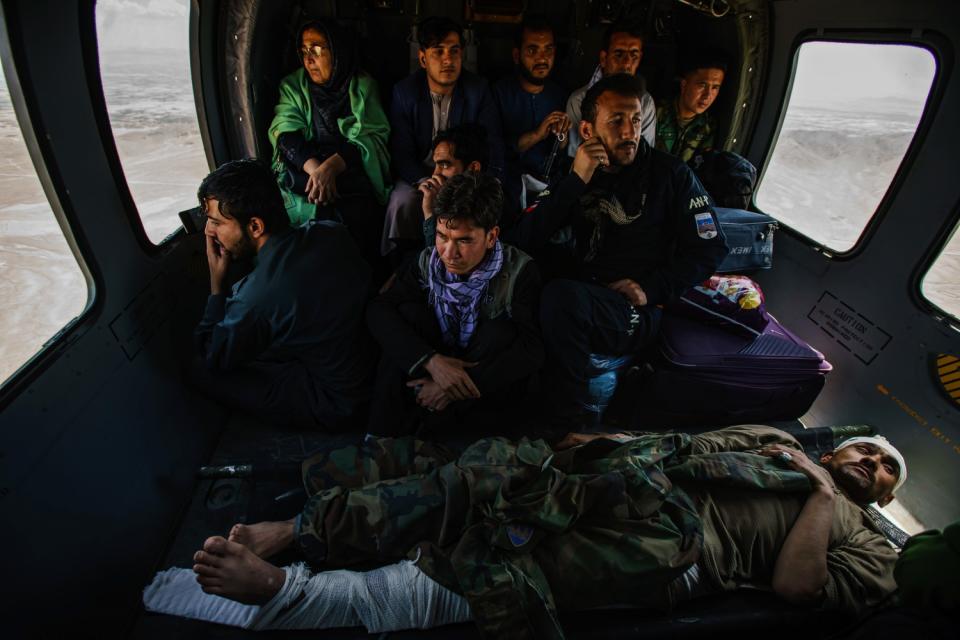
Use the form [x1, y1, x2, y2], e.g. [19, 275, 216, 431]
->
[539, 279, 661, 413]
[367, 303, 531, 438]
[288, 161, 389, 285]
[188, 357, 361, 432]
[315, 192, 389, 285]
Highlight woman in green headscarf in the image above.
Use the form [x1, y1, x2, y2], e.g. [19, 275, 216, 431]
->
[270, 19, 392, 266]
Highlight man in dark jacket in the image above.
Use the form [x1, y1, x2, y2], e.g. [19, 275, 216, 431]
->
[381, 17, 505, 257]
[367, 172, 542, 435]
[517, 73, 727, 422]
[192, 160, 374, 430]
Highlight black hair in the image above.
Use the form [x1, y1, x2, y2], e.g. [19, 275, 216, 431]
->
[417, 16, 463, 50]
[197, 160, 290, 233]
[514, 14, 554, 48]
[679, 46, 729, 77]
[432, 123, 489, 170]
[433, 171, 502, 231]
[581, 73, 646, 124]
[601, 20, 645, 52]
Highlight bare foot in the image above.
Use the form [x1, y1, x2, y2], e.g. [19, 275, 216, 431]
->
[193, 536, 286, 605]
[227, 518, 295, 559]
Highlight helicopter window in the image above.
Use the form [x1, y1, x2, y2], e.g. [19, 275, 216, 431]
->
[95, 0, 209, 245]
[0, 70, 88, 384]
[755, 41, 935, 252]
[921, 225, 960, 320]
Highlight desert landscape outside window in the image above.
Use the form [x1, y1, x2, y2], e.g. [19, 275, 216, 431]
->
[96, 0, 210, 244]
[756, 41, 936, 252]
[922, 226, 960, 320]
[0, 72, 88, 384]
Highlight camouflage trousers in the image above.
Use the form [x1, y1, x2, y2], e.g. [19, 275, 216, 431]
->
[293, 434, 703, 640]
[295, 436, 463, 566]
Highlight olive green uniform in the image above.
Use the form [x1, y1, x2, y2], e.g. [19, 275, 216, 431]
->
[655, 99, 717, 163]
[292, 426, 897, 638]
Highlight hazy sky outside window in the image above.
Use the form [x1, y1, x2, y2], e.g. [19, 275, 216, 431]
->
[0, 72, 88, 384]
[96, 0, 209, 244]
[756, 42, 935, 252]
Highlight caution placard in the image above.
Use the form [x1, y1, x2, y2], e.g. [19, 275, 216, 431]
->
[808, 292, 892, 364]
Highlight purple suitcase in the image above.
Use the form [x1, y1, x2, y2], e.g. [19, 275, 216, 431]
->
[624, 311, 832, 427]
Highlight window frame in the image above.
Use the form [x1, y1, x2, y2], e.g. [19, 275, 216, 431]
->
[91, 0, 213, 251]
[754, 31, 944, 260]
[914, 201, 960, 328]
[0, 1, 99, 402]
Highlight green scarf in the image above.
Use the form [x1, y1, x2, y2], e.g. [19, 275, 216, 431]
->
[269, 68, 392, 224]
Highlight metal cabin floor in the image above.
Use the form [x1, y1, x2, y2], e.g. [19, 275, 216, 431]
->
[132, 414, 856, 639]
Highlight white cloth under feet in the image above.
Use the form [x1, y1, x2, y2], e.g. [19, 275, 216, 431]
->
[143, 559, 473, 632]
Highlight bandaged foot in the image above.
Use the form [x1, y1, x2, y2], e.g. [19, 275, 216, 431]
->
[193, 536, 286, 605]
[228, 519, 295, 559]
[145, 559, 472, 632]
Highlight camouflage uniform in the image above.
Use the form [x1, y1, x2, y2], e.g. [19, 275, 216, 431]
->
[292, 429, 829, 639]
[655, 99, 716, 163]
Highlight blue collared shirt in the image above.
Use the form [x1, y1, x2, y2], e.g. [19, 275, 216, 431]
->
[493, 72, 568, 178]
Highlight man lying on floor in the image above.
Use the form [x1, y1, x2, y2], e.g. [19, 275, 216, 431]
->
[143, 426, 906, 637]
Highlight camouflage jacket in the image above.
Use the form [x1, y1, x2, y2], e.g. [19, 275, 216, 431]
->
[655, 99, 717, 163]
[296, 430, 817, 639]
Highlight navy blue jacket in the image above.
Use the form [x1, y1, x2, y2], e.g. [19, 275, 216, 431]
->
[492, 73, 567, 179]
[515, 141, 728, 305]
[195, 221, 374, 418]
[389, 69, 504, 185]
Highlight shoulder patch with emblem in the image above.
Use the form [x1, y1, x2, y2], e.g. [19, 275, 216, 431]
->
[694, 211, 718, 239]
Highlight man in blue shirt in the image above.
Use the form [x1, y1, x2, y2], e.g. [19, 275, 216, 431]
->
[192, 160, 374, 430]
[493, 15, 570, 208]
[382, 17, 504, 258]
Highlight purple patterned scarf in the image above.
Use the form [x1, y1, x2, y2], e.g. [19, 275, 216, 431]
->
[427, 241, 504, 349]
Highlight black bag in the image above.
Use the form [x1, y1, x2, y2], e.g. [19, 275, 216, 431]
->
[715, 207, 778, 273]
[690, 150, 757, 210]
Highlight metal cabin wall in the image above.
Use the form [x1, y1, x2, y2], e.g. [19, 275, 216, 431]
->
[747, 0, 960, 527]
[0, 1, 225, 633]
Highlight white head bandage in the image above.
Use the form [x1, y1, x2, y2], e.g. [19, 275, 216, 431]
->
[835, 436, 907, 494]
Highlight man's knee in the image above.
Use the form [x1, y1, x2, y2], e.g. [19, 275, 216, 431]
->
[540, 279, 592, 341]
[382, 182, 424, 254]
[385, 183, 421, 224]
[628, 305, 662, 347]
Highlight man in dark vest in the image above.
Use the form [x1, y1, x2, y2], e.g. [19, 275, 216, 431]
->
[367, 171, 542, 435]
